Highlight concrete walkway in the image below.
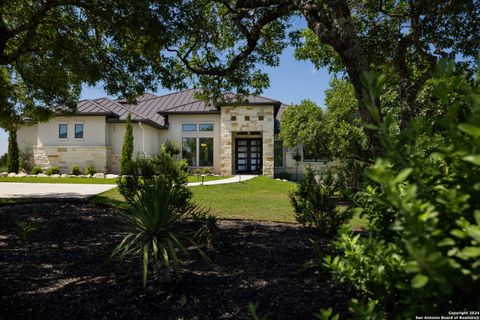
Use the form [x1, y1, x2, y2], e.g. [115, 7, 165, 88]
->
[187, 174, 257, 186]
[0, 175, 257, 199]
[0, 183, 117, 199]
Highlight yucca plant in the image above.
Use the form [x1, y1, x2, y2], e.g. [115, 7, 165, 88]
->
[112, 176, 210, 287]
[15, 220, 43, 241]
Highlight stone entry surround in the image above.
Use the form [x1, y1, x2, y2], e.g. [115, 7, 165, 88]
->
[220, 105, 275, 177]
[34, 146, 111, 173]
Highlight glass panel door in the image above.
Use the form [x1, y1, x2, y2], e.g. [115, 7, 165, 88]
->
[235, 138, 262, 174]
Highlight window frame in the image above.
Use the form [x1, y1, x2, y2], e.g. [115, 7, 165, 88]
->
[74, 123, 84, 139]
[58, 123, 68, 139]
[181, 137, 197, 167]
[274, 140, 284, 168]
[198, 137, 214, 167]
[199, 123, 214, 131]
[182, 123, 197, 132]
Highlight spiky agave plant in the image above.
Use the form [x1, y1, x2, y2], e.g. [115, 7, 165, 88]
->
[112, 176, 210, 287]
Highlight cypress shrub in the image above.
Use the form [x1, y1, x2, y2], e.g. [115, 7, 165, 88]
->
[121, 113, 134, 175]
[7, 129, 19, 173]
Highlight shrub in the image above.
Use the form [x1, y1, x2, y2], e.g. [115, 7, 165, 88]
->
[323, 65, 480, 318]
[134, 154, 156, 179]
[121, 113, 134, 175]
[289, 166, 351, 236]
[203, 167, 214, 175]
[161, 140, 180, 157]
[45, 166, 60, 175]
[112, 176, 210, 287]
[31, 166, 43, 174]
[19, 147, 34, 173]
[7, 129, 19, 173]
[85, 164, 96, 175]
[15, 220, 43, 241]
[70, 165, 82, 175]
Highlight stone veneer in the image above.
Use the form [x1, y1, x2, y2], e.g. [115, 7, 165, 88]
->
[34, 146, 111, 173]
[220, 105, 275, 177]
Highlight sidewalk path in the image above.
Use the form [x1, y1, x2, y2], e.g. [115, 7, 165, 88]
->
[0, 175, 257, 199]
[0, 183, 117, 199]
[187, 175, 257, 186]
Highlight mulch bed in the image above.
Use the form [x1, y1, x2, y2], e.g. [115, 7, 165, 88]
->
[0, 201, 350, 319]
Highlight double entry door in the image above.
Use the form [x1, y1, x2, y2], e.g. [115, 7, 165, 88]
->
[235, 138, 262, 174]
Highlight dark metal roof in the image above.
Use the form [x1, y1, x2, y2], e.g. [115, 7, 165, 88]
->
[73, 88, 282, 128]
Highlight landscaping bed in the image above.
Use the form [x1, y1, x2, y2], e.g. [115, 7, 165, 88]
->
[0, 201, 349, 319]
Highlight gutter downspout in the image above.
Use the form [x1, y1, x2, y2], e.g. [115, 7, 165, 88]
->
[138, 122, 146, 156]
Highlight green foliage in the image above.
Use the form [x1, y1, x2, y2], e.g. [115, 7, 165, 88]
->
[324, 64, 480, 318]
[85, 165, 96, 176]
[314, 308, 340, 320]
[30, 166, 43, 175]
[15, 220, 43, 241]
[290, 167, 352, 236]
[246, 303, 268, 320]
[134, 154, 156, 179]
[19, 147, 34, 173]
[121, 113, 134, 175]
[45, 166, 60, 175]
[279, 100, 328, 160]
[161, 140, 181, 157]
[70, 165, 82, 175]
[7, 130, 19, 173]
[112, 176, 210, 287]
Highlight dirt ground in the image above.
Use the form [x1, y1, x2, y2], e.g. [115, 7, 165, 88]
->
[0, 201, 349, 320]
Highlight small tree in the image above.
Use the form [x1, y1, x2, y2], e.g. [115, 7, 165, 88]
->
[7, 129, 19, 173]
[121, 113, 134, 175]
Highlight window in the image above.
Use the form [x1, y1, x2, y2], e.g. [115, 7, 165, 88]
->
[59, 124, 68, 139]
[182, 124, 197, 132]
[182, 138, 197, 166]
[74, 124, 84, 139]
[199, 138, 214, 166]
[245, 115, 250, 121]
[258, 115, 264, 121]
[274, 141, 283, 167]
[231, 116, 236, 121]
[199, 123, 214, 131]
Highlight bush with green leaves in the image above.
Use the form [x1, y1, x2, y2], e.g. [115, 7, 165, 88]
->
[323, 63, 480, 318]
[7, 129, 19, 173]
[85, 164, 96, 175]
[31, 166, 43, 174]
[70, 165, 82, 175]
[161, 140, 180, 157]
[121, 113, 134, 175]
[112, 176, 211, 287]
[290, 166, 351, 236]
[19, 147, 34, 173]
[134, 154, 156, 179]
[45, 166, 60, 175]
[15, 220, 43, 241]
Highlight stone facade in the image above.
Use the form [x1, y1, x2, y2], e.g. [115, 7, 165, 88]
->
[34, 146, 112, 173]
[220, 105, 275, 177]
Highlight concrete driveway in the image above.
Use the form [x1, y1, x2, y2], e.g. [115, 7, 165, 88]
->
[0, 183, 117, 199]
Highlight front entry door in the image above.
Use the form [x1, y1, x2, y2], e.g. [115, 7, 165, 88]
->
[235, 138, 262, 174]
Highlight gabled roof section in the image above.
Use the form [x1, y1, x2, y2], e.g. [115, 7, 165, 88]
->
[69, 88, 284, 129]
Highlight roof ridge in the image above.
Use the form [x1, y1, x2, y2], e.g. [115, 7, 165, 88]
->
[130, 88, 200, 104]
[87, 99, 112, 113]
[106, 99, 150, 120]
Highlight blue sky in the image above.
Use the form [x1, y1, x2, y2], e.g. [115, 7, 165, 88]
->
[0, 46, 331, 155]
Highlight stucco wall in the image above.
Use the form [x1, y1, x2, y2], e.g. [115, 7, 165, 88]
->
[17, 124, 38, 152]
[220, 105, 275, 177]
[37, 116, 107, 147]
[108, 122, 162, 173]
[164, 114, 221, 173]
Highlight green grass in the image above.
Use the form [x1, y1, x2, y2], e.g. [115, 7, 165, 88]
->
[187, 175, 232, 183]
[91, 176, 368, 228]
[0, 177, 118, 184]
[0, 175, 231, 184]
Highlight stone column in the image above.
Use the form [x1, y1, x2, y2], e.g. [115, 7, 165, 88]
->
[262, 108, 275, 177]
[220, 120, 233, 176]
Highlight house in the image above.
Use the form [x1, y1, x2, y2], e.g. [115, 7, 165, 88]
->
[16, 89, 327, 176]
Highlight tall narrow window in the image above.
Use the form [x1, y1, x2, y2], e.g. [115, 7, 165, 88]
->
[59, 124, 68, 139]
[182, 137, 197, 166]
[274, 141, 283, 167]
[199, 138, 214, 166]
[75, 124, 84, 139]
